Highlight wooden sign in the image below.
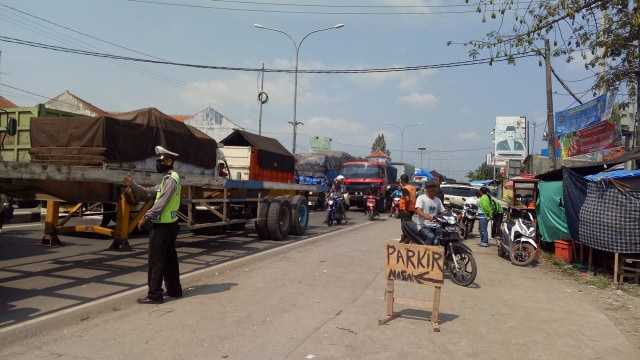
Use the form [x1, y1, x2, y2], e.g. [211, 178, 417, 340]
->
[385, 242, 445, 286]
[380, 242, 445, 331]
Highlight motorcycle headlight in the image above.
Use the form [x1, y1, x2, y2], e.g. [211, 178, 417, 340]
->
[328, 200, 334, 206]
[443, 215, 457, 224]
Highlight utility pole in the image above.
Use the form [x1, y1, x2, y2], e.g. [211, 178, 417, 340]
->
[545, 39, 557, 170]
[258, 63, 266, 135]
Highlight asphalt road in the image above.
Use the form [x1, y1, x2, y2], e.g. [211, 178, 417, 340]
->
[1, 211, 638, 359]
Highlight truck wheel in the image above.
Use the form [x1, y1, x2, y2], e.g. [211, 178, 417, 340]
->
[267, 196, 292, 241]
[255, 196, 272, 240]
[290, 195, 309, 236]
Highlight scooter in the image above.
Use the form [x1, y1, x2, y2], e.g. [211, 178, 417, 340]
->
[391, 194, 402, 219]
[364, 194, 379, 221]
[400, 211, 477, 287]
[326, 193, 344, 226]
[459, 203, 477, 239]
[498, 209, 538, 266]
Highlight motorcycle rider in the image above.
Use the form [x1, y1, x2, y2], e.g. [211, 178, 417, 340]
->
[323, 175, 349, 224]
[415, 179, 446, 245]
[398, 174, 417, 243]
[389, 182, 402, 217]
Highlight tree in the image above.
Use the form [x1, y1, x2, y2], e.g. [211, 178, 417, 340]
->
[455, 1, 639, 102]
[371, 133, 390, 156]
[467, 161, 505, 182]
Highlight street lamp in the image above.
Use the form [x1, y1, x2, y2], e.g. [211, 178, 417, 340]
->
[254, 23, 344, 154]
[417, 147, 426, 168]
[384, 122, 422, 163]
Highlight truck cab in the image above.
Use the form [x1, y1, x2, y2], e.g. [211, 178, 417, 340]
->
[340, 161, 397, 212]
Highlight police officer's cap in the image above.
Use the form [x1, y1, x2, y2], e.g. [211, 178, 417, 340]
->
[155, 146, 179, 159]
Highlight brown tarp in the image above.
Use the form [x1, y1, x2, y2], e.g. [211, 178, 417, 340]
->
[29, 107, 217, 168]
[219, 130, 295, 173]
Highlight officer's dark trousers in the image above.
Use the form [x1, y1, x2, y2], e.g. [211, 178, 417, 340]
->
[147, 221, 182, 300]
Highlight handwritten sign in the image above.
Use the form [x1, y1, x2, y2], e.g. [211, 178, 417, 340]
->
[385, 242, 444, 286]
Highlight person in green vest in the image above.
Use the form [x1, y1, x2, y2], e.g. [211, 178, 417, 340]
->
[123, 145, 183, 305]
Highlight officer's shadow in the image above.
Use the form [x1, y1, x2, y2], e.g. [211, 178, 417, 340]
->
[181, 282, 238, 298]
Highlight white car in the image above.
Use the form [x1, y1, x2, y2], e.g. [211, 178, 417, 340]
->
[440, 184, 480, 207]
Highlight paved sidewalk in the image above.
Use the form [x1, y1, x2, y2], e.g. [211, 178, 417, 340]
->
[1, 219, 638, 359]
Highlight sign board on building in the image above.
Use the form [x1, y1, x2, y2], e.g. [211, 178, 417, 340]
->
[494, 116, 527, 162]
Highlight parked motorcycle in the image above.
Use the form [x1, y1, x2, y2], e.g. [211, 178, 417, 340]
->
[498, 209, 538, 266]
[401, 211, 477, 286]
[364, 194, 379, 221]
[326, 193, 344, 226]
[459, 203, 478, 239]
[391, 194, 402, 219]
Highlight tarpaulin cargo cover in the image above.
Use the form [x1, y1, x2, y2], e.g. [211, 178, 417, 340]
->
[28, 107, 217, 168]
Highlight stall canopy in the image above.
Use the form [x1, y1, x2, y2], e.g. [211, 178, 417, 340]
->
[413, 168, 435, 180]
[536, 181, 572, 243]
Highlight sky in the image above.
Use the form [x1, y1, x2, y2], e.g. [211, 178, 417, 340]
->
[0, 0, 603, 181]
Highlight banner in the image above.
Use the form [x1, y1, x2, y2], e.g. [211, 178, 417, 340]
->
[494, 116, 527, 162]
[554, 93, 614, 136]
[558, 116, 622, 158]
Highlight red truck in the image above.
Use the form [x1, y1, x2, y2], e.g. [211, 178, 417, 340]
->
[340, 160, 397, 212]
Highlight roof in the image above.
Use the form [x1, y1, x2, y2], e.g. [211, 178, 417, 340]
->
[171, 115, 189, 122]
[536, 147, 640, 181]
[0, 96, 17, 108]
[219, 129, 292, 157]
[45, 90, 110, 116]
[366, 148, 390, 158]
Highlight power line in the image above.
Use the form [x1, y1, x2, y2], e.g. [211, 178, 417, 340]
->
[0, 35, 537, 74]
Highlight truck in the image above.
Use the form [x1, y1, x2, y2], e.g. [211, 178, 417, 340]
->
[389, 161, 415, 182]
[340, 160, 397, 212]
[0, 107, 321, 249]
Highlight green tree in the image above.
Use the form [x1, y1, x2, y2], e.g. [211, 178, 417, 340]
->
[371, 133, 390, 156]
[455, 0, 640, 100]
[467, 161, 505, 182]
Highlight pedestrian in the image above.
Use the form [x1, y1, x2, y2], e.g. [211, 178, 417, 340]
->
[477, 186, 493, 247]
[123, 145, 183, 304]
[398, 174, 416, 243]
[490, 194, 504, 238]
[415, 179, 446, 245]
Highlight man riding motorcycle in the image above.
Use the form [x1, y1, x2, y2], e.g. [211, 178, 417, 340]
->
[323, 175, 349, 224]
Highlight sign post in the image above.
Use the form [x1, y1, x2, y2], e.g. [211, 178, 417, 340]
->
[379, 242, 445, 332]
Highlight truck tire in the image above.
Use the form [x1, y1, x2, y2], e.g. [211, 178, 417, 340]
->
[255, 196, 272, 240]
[290, 195, 309, 236]
[267, 196, 291, 241]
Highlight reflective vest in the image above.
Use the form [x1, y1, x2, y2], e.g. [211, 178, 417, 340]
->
[151, 171, 181, 223]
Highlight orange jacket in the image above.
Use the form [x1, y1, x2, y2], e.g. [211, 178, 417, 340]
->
[400, 184, 416, 213]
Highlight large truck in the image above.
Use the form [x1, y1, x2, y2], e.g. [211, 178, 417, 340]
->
[389, 161, 415, 182]
[340, 160, 397, 212]
[0, 108, 320, 249]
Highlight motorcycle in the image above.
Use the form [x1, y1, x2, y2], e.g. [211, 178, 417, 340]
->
[498, 209, 538, 266]
[459, 203, 478, 239]
[364, 193, 379, 221]
[326, 193, 344, 226]
[401, 211, 477, 286]
[391, 194, 402, 219]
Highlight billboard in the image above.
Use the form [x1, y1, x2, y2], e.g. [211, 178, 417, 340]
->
[494, 116, 527, 162]
[309, 136, 332, 151]
[558, 116, 622, 158]
[554, 92, 614, 136]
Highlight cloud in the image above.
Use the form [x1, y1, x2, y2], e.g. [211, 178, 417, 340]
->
[396, 92, 438, 106]
[456, 132, 479, 140]
[348, 67, 436, 91]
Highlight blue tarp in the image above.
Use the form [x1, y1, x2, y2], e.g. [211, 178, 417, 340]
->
[585, 169, 640, 181]
[413, 168, 434, 180]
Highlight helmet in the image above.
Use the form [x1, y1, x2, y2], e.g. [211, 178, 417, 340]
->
[335, 175, 345, 182]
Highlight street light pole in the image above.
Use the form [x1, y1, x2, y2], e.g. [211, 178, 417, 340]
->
[417, 147, 426, 168]
[254, 23, 344, 154]
[384, 122, 422, 163]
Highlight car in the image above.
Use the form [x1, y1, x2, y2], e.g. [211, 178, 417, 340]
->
[440, 184, 480, 207]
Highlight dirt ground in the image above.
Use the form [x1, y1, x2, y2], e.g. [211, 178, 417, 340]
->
[537, 256, 640, 350]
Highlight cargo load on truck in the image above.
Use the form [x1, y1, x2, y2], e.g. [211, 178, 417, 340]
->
[28, 107, 217, 172]
[219, 129, 295, 183]
[294, 150, 358, 186]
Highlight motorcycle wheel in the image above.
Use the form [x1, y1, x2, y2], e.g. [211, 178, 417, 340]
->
[448, 249, 477, 287]
[510, 242, 537, 266]
[464, 222, 471, 239]
[327, 211, 334, 227]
